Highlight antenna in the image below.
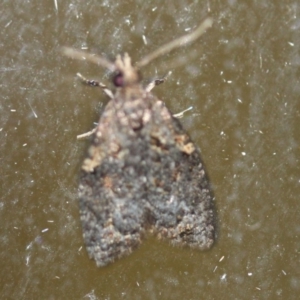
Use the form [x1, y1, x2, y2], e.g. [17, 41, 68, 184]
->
[136, 18, 213, 68]
[62, 18, 213, 71]
[61, 47, 116, 72]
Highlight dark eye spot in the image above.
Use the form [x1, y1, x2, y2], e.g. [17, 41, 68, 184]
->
[113, 72, 124, 87]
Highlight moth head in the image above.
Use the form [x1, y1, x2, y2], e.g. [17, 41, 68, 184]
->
[62, 18, 213, 89]
[113, 53, 141, 87]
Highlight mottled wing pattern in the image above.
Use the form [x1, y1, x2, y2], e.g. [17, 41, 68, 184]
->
[78, 86, 214, 267]
[146, 97, 215, 249]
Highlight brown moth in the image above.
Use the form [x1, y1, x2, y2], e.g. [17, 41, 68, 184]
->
[63, 18, 215, 267]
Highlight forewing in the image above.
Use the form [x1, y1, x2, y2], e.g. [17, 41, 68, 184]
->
[144, 98, 215, 250]
[78, 95, 149, 267]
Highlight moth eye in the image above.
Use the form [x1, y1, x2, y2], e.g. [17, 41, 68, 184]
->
[113, 72, 124, 87]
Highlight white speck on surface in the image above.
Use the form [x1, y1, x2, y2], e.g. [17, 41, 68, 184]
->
[83, 289, 97, 299]
[220, 39, 229, 44]
[220, 274, 227, 282]
[80, 43, 88, 50]
[27, 101, 38, 118]
[142, 35, 147, 45]
[5, 20, 12, 28]
[241, 152, 246, 156]
[207, 1, 211, 12]
[25, 255, 30, 266]
[26, 242, 33, 250]
[54, 0, 58, 11]
[288, 41, 294, 46]
[11, 109, 16, 112]
[259, 53, 262, 68]
[219, 256, 225, 262]
[23, 143, 27, 147]
[282, 270, 287, 275]
[237, 98, 242, 103]
[248, 272, 253, 276]
[227, 80, 232, 83]
[47, 220, 54, 223]
[152, 6, 157, 11]
[185, 27, 191, 32]
[41, 228, 49, 233]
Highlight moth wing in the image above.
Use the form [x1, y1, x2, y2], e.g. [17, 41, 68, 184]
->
[145, 99, 215, 250]
[78, 100, 148, 267]
[78, 92, 215, 267]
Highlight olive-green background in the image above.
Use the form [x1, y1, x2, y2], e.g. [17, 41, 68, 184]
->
[1, 1, 299, 299]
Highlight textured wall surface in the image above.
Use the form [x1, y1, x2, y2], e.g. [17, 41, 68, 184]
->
[1, 1, 299, 299]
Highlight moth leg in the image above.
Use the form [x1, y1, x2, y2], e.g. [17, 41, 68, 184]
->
[77, 127, 97, 140]
[76, 72, 114, 139]
[145, 71, 172, 92]
[77, 72, 114, 99]
[173, 106, 193, 118]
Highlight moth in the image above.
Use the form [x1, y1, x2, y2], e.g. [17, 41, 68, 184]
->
[63, 18, 215, 267]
